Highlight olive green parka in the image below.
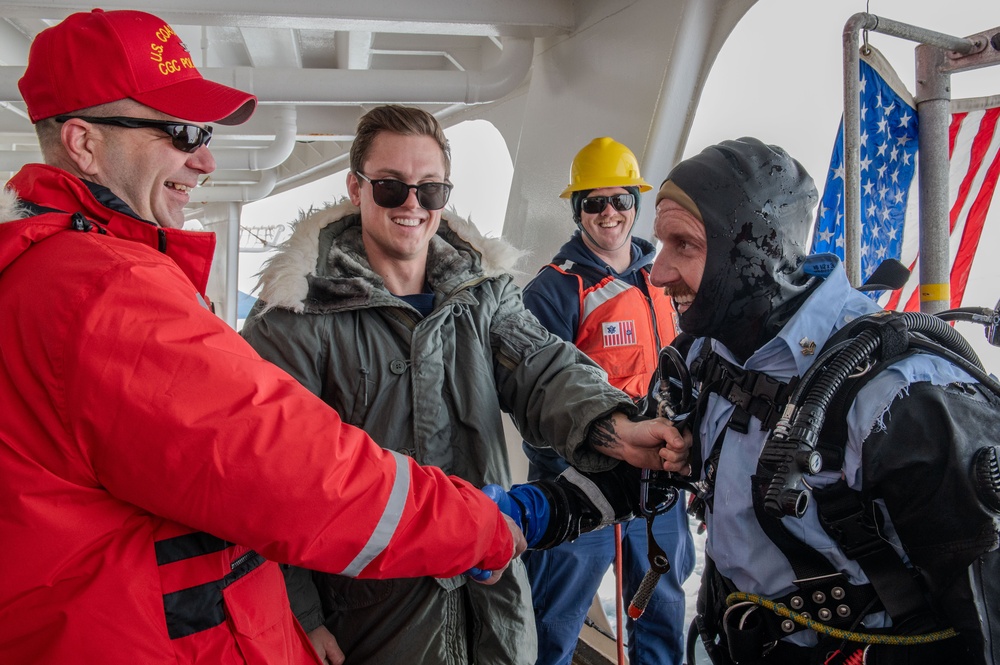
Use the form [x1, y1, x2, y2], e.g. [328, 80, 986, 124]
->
[242, 201, 632, 664]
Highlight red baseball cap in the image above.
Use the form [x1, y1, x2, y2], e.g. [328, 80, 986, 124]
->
[18, 8, 256, 125]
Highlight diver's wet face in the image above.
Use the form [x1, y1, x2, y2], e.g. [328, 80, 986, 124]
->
[650, 198, 706, 316]
[656, 138, 819, 360]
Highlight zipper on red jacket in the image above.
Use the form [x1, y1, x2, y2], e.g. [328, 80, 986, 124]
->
[230, 548, 260, 570]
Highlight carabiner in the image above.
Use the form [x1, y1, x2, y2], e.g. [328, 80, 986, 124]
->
[656, 345, 694, 420]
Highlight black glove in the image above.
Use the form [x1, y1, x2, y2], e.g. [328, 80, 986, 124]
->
[529, 464, 641, 549]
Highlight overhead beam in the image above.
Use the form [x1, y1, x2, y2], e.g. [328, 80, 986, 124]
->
[336, 30, 373, 70]
[240, 27, 301, 68]
[0, 1, 574, 37]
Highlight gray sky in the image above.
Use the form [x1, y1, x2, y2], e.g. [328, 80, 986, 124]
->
[687, 0, 997, 177]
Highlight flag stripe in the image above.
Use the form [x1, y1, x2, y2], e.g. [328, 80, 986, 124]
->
[951, 108, 1000, 306]
[951, 109, 993, 233]
[812, 45, 1000, 314]
[891, 109, 1000, 312]
[896, 112, 981, 311]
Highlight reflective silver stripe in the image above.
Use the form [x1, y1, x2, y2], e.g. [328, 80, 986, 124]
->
[581, 279, 631, 320]
[558, 466, 616, 527]
[340, 450, 411, 577]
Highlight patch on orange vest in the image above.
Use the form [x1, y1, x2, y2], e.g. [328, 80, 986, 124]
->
[602, 320, 636, 347]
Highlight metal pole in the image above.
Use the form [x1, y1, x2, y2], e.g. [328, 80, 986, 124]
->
[841, 14, 871, 287]
[914, 44, 953, 314]
[225, 201, 241, 328]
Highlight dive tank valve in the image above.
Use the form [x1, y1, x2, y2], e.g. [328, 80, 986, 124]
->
[761, 404, 824, 519]
[988, 298, 1000, 347]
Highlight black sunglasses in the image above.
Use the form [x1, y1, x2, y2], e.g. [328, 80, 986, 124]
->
[355, 171, 452, 211]
[54, 115, 213, 154]
[581, 193, 636, 214]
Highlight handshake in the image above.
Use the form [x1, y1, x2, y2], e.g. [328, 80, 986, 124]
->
[467, 465, 641, 581]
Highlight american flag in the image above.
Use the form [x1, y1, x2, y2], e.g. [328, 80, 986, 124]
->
[602, 320, 636, 347]
[811, 45, 1000, 310]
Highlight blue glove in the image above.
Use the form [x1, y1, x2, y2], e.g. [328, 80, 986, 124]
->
[466, 483, 551, 580]
[502, 483, 551, 548]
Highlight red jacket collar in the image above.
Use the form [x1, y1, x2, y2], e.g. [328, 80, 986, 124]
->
[7, 164, 216, 295]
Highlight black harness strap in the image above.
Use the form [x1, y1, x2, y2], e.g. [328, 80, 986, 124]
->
[685, 348, 820, 586]
[686, 346, 799, 519]
[694, 351, 798, 434]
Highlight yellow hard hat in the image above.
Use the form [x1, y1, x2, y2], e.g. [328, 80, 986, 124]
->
[560, 137, 652, 198]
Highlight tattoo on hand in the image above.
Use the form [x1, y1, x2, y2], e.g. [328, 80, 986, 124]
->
[588, 416, 620, 451]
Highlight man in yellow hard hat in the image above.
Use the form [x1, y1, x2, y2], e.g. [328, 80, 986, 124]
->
[521, 137, 696, 665]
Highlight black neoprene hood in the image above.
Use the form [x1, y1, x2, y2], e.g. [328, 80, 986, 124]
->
[661, 137, 819, 360]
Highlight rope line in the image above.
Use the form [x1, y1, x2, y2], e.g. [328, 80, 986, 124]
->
[725, 592, 957, 645]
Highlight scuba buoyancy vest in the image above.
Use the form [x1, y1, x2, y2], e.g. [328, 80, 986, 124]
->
[682, 307, 1000, 665]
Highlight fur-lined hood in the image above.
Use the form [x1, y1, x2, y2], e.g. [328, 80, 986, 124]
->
[0, 184, 56, 276]
[255, 200, 525, 313]
[0, 186, 28, 224]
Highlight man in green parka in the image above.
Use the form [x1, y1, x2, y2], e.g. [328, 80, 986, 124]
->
[241, 105, 688, 665]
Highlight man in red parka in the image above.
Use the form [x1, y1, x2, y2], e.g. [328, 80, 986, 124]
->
[0, 9, 536, 664]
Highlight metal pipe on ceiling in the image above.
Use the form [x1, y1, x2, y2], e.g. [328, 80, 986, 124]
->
[221, 37, 532, 104]
[0, 37, 533, 106]
[224, 105, 297, 171]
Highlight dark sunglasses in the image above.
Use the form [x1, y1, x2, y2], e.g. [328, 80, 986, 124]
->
[54, 115, 213, 154]
[355, 171, 452, 211]
[581, 193, 636, 214]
